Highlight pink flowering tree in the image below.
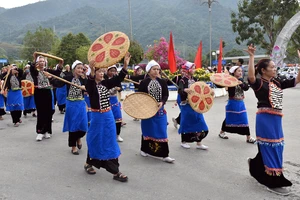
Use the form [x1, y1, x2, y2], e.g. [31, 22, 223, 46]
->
[145, 37, 185, 70]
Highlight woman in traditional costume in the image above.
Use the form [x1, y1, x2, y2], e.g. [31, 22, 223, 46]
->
[178, 62, 209, 150]
[30, 55, 57, 141]
[5, 65, 24, 126]
[47, 60, 88, 155]
[138, 60, 175, 163]
[83, 55, 130, 182]
[218, 65, 256, 143]
[246, 45, 300, 195]
[22, 64, 36, 118]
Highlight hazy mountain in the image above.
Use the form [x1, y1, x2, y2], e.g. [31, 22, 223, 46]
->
[0, 0, 241, 59]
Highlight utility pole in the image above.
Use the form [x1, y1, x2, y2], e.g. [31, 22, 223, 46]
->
[128, 0, 133, 40]
[201, 0, 218, 67]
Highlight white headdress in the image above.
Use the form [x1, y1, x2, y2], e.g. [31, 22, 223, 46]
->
[71, 60, 83, 69]
[146, 60, 160, 72]
[229, 66, 240, 74]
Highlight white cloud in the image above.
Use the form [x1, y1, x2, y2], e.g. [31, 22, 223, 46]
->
[0, 0, 43, 9]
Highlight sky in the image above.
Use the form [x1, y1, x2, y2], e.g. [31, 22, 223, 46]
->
[0, 0, 42, 9]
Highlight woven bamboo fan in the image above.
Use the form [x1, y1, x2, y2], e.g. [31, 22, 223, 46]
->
[87, 31, 130, 68]
[35, 52, 63, 61]
[210, 73, 239, 87]
[187, 81, 214, 113]
[123, 92, 159, 119]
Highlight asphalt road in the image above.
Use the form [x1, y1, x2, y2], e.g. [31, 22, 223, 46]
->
[0, 86, 299, 200]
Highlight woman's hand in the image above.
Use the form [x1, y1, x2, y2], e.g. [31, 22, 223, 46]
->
[244, 44, 256, 56]
[158, 102, 163, 110]
[184, 88, 193, 94]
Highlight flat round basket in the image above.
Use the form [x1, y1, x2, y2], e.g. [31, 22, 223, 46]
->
[187, 81, 214, 113]
[123, 92, 158, 119]
[87, 31, 130, 68]
[35, 52, 63, 61]
[210, 73, 239, 87]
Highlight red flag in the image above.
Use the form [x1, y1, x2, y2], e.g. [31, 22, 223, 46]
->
[168, 32, 177, 73]
[194, 41, 202, 69]
[217, 39, 223, 73]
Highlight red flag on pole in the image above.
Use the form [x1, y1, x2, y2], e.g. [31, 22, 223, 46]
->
[217, 39, 223, 73]
[168, 32, 177, 73]
[194, 41, 202, 69]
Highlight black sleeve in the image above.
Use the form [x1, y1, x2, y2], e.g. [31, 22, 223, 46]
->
[280, 78, 296, 90]
[138, 79, 148, 93]
[113, 68, 128, 83]
[178, 79, 188, 101]
[17, 69, 23, 80]
[86, 76, 95, 97]
[160, 79, 169, 104]
[4, 73, 12, 89]
[129, 74, 145, 82]
[30, 63, 38, 77]
[239, 79, 249, 91]
[248, 78, 262, 91]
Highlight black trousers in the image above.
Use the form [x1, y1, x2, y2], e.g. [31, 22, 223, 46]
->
[68, 131, 86, 147]
[10, 110, 22, 123]
[175, 113, 181, 124]
[86, 153, 119, 174]
[34, 89, 53, 134]
[116, 122, 121, 136]
[58, 104, 65, 112]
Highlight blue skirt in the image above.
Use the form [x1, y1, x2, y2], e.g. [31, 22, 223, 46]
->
[84, 94, 91, 122]
[86, 111, 121, 160]
[225, 99, 248, 127]
[23, 96, 36, 110]
[141, 107, 168, 140]
[0, 94, 4, 108]
[256, 113, 284, 176]
[63, 100, 88, 132]
[179, 104, 208, 134]
[56, 85, 67, 106]
[6, 90, 24, 111]
[110, 96, 122, 122]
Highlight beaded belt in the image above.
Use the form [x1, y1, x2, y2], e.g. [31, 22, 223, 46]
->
[91, 107, 111, 113]
[257, 107, 283, 116]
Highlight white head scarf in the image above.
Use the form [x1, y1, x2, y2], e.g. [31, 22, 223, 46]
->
[71, 60, 83, 69]
[229, 66, 240, 74]
[182, 61, 195, 70]
[85, 65, 91, 75]
[146, 60, 160, 72]
[134, 65, 141, 70]
[107, 65, 117, 71]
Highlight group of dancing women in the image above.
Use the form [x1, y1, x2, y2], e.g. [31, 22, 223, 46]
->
[0, 45, 300, 195]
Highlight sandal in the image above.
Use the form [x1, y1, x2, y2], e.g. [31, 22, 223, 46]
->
[84, 164, 96, 175]
[246, 137, 256, 144]
[77, 143, 82, 150]
[71, 150, 79, 155]
[219, 132, 228, 139]
[113, 172, 128, 182]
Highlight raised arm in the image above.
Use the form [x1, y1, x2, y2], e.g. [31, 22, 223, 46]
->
[245, 44, 256, 84]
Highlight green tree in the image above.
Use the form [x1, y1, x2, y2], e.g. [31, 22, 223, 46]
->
[231, 0, 299, 54]
[224, 49, 245, 57]
[56, 33, 91, 65]
[76, 46, 90, 64]
[127, 41, 144, 65]
[0, 47, 7, 58]
[21, 26, 59, 61]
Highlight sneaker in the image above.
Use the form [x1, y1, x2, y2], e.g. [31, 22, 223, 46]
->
[219, 132, 229, 139]
[44, 133, 51, 139]
[172, 118, 178, 129]
[266, 187, 291, 196]
[36, 134, 44, 141]
[163, 157, 175, 163]
[196, 144, 208, 150]
[181, 143, 190, 149]
[140, 151, 148, 157]
[117, 135, 123, 142]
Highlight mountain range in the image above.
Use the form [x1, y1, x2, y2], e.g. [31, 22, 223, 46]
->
[0, 0, 241, 59]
